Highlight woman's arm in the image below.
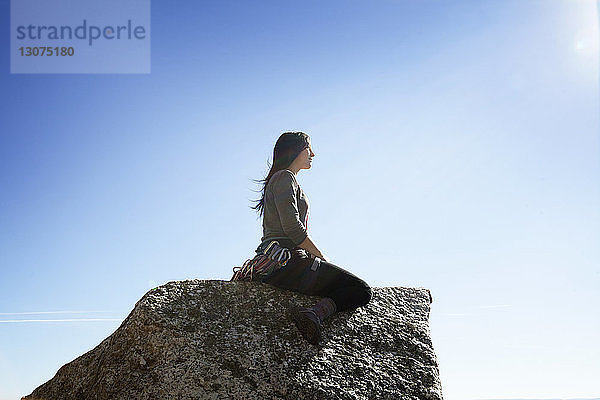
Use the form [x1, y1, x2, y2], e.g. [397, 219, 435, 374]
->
[271, 171, 328, 261]
[271, 171, 310, 245]
[298, 235, 328, 262]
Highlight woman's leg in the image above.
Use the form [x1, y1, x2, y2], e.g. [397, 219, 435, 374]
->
[262, 248, 372, 344]
[308, 260, 372, 312]
[263, 249, 371, 310]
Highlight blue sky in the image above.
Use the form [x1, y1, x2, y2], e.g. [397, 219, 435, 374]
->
[1, 0, 599, 399]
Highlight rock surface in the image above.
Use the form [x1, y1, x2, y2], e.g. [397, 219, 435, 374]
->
[23, 279, 443, 400]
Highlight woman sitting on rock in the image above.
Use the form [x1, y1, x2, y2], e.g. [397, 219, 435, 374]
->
[232, 131, 372, 345]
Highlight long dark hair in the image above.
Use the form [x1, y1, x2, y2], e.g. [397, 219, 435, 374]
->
[251, 131, 310, 216]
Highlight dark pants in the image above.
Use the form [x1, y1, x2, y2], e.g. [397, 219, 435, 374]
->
[261, 248, 372, 312]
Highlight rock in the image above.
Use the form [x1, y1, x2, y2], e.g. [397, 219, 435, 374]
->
[22, 279, 443, 400]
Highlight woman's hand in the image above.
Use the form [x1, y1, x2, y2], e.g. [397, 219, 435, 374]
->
[299, 235, 328, 262]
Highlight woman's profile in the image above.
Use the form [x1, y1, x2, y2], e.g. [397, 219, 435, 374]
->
[231, 131, 372, 345]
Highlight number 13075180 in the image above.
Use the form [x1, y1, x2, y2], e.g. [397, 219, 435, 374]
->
[19, 47, 74, 56]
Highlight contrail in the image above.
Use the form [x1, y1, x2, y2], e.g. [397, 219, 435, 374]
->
[0, 318, 123, 323]
[475, 304, 512, 309]
[442, 305, 513, 317]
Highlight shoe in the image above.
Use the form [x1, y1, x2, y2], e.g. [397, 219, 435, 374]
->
[289, 305, 322, 345]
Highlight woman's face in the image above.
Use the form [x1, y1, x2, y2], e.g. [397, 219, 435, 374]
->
[296, 142, 315, 170]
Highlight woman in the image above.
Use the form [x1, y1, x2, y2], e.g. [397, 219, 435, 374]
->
[232, 131, 372, 345]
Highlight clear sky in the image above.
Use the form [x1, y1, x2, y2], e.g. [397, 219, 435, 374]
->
[1, 0, 599, 399]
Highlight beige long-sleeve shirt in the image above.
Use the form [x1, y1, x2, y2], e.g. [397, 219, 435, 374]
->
[260, 169, 309, 246]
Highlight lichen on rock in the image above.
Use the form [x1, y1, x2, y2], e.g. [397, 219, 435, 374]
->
[23, 279, 443, 400]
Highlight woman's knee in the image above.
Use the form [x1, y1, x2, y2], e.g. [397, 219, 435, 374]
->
[357, 283, 372, 307]
[341, 273, 372, 308]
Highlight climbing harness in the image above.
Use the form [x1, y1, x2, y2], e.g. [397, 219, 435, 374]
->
[230, 240, 292, 282]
